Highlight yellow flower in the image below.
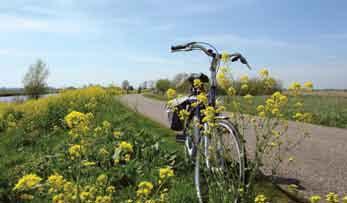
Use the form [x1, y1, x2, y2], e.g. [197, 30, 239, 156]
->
[193, 79, 202, 88]
[326, 192, 339, 203]
[289, 82, 301, 94]
[271, 108, 280, 115]
[179, 109, 190, 121]
[217, 67, 231, 89]
[258, 111, 266, 117]
[244, 94, 253, 103]
[159, 167, 174, 180]
[95, 195, 112, 203]
[288, 156, 294, 162]
[113, 131, 122, 138]
[13, 174, 42, 191]
[106, 186, 116, 194]
[259, 68, 269, 78]
[227, 87, 236, 96]
[102, 120, 111, 129]
[201, 106, 216, 126]
[68, 144, 84, 159]
[48, 173, 65, 190]
[304, 81, 313, 90]
[309, 195, 321, 203]
[197, 93, 208, 105]
[99, 147, 109, 157]
[342, 196, 347, 203]
[256, 105, 265, 112]
[254, 194, 267, 203]
[97, 174, 108, 185]
[166, 88, 176, 100]
[137, 181, 154, 197]
[241, 84, 249, 91]
[80, 191, 90, 201]
[64, 111, 91, 130]
[124, 154, 131, 162]
[119, 141, 133, 153]
[240, 75, 249, 83]
[81, 160, 96, 167]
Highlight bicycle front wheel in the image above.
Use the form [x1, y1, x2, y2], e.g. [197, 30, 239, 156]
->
[196, 119, 246, 203]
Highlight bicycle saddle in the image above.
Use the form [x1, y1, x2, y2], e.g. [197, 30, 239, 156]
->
[187, 73, 209, 83]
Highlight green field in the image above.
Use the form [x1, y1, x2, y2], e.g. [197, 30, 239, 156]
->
[224, 95, 347, 128]
[143, 92, 347, 128]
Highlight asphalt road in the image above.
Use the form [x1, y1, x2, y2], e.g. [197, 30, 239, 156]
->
[120, 94, 347, 197]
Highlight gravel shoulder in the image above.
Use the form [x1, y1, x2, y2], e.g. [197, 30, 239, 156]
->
[120, 94, 347, 197]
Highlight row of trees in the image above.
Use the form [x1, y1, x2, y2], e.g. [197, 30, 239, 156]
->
[146, 72, 283, 96]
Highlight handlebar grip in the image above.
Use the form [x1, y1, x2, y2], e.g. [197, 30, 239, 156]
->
[171, 44, 188, 51]
[171, 42, 196, 52]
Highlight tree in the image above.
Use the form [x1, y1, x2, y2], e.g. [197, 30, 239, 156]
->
[23, 59, 49, 99]
[155, 79, 171, 94]
[122, 80, 130, 90]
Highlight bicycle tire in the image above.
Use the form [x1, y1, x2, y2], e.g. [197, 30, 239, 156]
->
[195, 119, 246, 203]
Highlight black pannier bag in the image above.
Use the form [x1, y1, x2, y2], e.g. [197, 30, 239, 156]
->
[167, 96, 192, 131]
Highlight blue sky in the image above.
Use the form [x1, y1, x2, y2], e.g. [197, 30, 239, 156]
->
[0, 0, 346, 89]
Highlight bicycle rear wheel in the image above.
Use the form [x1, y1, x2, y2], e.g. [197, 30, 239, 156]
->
[195, 119, 246, 203]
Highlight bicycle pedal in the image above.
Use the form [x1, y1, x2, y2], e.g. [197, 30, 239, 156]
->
[175, 134, 186, 143]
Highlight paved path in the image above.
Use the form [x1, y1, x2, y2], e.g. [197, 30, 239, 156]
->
[120, 94, 347, 197]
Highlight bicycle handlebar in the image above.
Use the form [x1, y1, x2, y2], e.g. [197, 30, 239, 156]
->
[171, 41, 252, 69]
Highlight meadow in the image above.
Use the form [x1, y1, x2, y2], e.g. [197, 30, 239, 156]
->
[0, 87, 292, 203]
[143, 92, 347, 128]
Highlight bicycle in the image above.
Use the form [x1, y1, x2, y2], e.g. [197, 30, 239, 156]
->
[168, 42, 251, 203]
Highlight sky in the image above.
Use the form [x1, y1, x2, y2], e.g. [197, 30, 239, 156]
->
[0, 0, 346, 89]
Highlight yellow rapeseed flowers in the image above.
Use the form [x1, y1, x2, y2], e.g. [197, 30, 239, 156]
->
[254, 194, 267, 203]
[68, 144, 84, 159]
[159, 167, 174, 180]
[137, 181, 154, 197]
[119, 141, 133, 153]
[326, 192, 339, 203]
[304, 81, 313, 90]
[13, 174, 42, 191]
[259, 68, 269, 78]
[48, 173, 65, 191]
[227, 87, 236, 96]
[310, 195, 321, 203]
[240, 75, 249, 84]
[166, 88, 176, 100]
[65, 111, 91, 129]
[216, 67, 231, 89]
[193, 79, 202, 88]
[179, 109, 190, 121]
[197, 93, 208, 105]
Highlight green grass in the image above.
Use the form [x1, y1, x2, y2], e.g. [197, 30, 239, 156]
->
[142, 93, 168, 101]
[0, 91, 294, 202]
[143, 92, 347, 128]
[224, 95, 347, 128]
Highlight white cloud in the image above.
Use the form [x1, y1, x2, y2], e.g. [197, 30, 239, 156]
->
[0, 14, 88, 33]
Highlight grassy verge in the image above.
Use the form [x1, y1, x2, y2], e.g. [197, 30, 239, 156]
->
[142, 93, 168, 101]
[0, 88, 293, 202]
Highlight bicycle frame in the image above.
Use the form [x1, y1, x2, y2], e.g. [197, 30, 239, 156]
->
[171, 42, 249, 203]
